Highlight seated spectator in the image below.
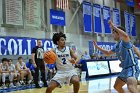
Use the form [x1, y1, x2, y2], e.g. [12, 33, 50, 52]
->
[46, 64, 56, 81]
[26, 59, 35, 80]
[0, 58, 10, 89]
[16, 57, 32, 85]
[8, 59, 20, 87]
[83, 51, 91, 60]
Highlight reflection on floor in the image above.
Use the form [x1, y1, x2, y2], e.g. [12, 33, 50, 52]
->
[8, 76, 140, 93]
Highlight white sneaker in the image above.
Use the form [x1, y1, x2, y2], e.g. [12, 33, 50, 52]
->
[2, 84, 7, 89]
[28, 80, 32, 84]
[20, 81, 25, 85]
[16, 82, 21, 86]
[9, 83, 16, 88]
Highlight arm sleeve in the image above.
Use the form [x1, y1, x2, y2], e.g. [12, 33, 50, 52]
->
[32, 47, 36, 53]
[111, 44, 117, 53]
[121, 40, 132, 49]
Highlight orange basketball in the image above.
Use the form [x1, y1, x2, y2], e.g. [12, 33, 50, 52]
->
[43, 50, 57, 64]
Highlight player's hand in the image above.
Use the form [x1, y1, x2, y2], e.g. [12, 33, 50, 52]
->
[108, 20, 114, 29]
[93, 40, 98, 48]
[68, 58, 76, 64]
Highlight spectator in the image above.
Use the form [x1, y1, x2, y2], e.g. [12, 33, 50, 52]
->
[83, 51, 91, 60]
[26, 59, 35, 83]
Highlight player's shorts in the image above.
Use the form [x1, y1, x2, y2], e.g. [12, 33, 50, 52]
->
[118, 65, 140, 82]
[51, 69, 78, 88]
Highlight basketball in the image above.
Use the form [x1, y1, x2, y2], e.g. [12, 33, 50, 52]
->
[43, 50, 57, 64]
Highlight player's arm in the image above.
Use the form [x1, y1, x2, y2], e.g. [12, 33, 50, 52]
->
[16, 64, 23, 72]
[1, 65, 10, 73]
[108, 20, 130, 42]
[93, 40, 115, 56]
[24, 63, 28, 70]
[133, 45, 140, 58]
[70, 49, 80, 64]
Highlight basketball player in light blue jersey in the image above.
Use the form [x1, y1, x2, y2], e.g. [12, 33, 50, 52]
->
[46, 32, 80, 93]
[93, 20, 140, 93]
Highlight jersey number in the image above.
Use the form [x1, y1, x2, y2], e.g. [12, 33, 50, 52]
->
[62, 58, 66, 64]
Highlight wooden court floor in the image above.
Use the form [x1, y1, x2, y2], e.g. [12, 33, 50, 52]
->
[10, 77, 140, 93]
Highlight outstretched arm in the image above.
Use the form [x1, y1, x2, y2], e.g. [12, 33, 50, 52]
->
[70, 49, 80, 64]
[108, 20, 130, 42]
[93, 40, 114, 56]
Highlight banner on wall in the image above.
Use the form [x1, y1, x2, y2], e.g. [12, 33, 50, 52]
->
[112, 8, 121, 26]
[103, 6, 111, 34]
[126, 0, 135, 7]
[124, 11, 131, 35]
[89, 41, 115, 55]
[83, 1, 92, 33]
[50, 9, 65, 26]
[93, 4, 102, 33]
[0, 37, 54, 55]
[131, 14, 136, 36]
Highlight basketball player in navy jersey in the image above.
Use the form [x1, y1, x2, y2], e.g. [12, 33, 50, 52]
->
[46, 32, 80, 93]
[93, 20, 140, 93]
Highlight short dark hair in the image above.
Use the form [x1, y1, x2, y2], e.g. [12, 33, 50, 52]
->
[18, 57, 23, 60]
[2, 58, 8, 63]
[29, 59, 32, 63]
[37, 39, 42, 42]
[52, 32, 66, 45]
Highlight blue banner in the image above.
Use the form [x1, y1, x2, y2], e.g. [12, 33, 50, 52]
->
[89, 41, 94, 55]
[0, 37, 54, 55]
[112, 8, 121, 26]
[93, 4, 102, 33]
[126, 0, 135, 7]
[50, 9, 65, 26]
[131, 14, 136, 36]
[89, 41, 115, 55]
[124, 11, 131, 35]
[83, 2, 92, 33]
[103, 6, 111, 34]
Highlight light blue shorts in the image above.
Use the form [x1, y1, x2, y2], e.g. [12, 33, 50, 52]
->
[118, 65, 140, 82]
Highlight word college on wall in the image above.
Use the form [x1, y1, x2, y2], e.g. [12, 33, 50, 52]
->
[0, 37, 54, 55]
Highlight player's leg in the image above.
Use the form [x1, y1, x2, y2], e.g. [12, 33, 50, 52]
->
[26, 69, 33, 84]
[9, 73, 15, 87]
[127, 77, 139, 93]
[20, 71, 27, 85]
[46, 72, 65, 93]
[126, 66, 139, 93]
[46, 80, 59, 93]
[16, 73, 21, 86]
[114, 77, 125, 93]
[70, 75, 80, 93]
[2, 73, 9, 88]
